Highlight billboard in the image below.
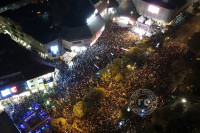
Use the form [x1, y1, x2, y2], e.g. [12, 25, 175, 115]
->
[1, 89, 11, 97]
[1, 86, 18, 97]
[148, 5, 160, 14]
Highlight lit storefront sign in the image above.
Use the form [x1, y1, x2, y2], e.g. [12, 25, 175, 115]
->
[148, 5, 160, 14]
[1, 88, 11, 97]
[10, 86, 17, 93]
[0, 86, 18, 97]
[50, 45, 59, 54]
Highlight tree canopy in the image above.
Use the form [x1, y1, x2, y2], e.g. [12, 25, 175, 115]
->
[73, 88, 106, 118]
[51, 118, 67, 133]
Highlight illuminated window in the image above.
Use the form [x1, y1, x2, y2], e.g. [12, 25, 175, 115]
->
[148, 5, 160, 14]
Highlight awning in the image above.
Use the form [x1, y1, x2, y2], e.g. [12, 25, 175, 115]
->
[145, 19, 154, 26]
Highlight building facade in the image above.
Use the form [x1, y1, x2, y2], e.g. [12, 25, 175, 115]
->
[132, 0, 193, 24]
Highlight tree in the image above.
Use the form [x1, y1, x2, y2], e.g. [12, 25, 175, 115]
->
[73, 101, 89, 118]
[51, 118, 67, 133]
[99, 68, 111, 82]
[113, 58, 124, 69]
[174, 103, 184, 113]
[171, 58, 187, 73]
[125, 47, 142, 60]
[125, 47, 145, 67]
[179, 69, 200, 94]
[114, 73, 123, 82]
[73, 88, 106, 118]
[121, 56, 130, 66]
[143, 123, 163, 133]
[146, 103, 200, 133]
[106, 64, 120, 77]
[151, 106, 176, 129]
[165, 103, 200, 133]
[188, 32, 200, 56]
[83, 88, 105, 107]
[169, 58, 189, 93]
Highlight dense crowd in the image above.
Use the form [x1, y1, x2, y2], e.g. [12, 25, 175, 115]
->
[0, 20, 188, 132]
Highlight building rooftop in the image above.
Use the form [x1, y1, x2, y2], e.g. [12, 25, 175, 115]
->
[1, 0, 95, 43]
[60, 0, 95, 27]
[0, 0, 22, 7]
[1, 3, 59, 44]
[0, 34, 55, 85]
[0, 111, 20, 133]
[108, 0, 119, 8]
[91, 0, 101, 5]
[61, 26, 92, 42]
[143, 0, 187, 9]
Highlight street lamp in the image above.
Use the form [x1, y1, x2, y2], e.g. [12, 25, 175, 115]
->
[130, 11, 134, 17]
[130, 11, 133, 14]
[181, 98, 187, 103]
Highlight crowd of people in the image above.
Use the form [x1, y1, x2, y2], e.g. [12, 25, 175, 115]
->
[0, 20, 188, 132]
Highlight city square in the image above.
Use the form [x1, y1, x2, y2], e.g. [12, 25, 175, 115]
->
[0, 0, 200, 133]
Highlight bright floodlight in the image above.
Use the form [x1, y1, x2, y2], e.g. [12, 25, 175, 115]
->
[181, 98, 187, 103]
[87, 13, 96, 24]
[148, 5, 160, 14]
[50, 45, 59, 54]
[95, 9, 98, 14]
[127, 107, 131, 112]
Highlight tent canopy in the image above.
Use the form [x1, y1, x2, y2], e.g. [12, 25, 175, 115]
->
[137, 15, 146, 23]
[145, 19, 154, 26]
